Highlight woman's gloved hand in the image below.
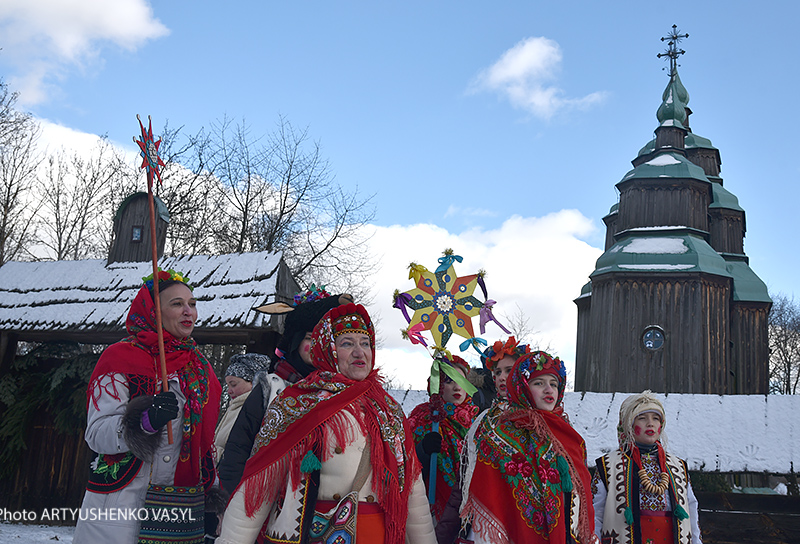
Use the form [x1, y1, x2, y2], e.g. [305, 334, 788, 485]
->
[146, 391, 179, 429]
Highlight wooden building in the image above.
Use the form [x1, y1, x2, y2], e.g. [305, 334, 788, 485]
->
[107, 192, 169, 265]
[574, 52, 771, 394]
[0, 192, 299, 512]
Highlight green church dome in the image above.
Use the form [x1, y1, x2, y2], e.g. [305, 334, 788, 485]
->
[591, 230, 732, 279]
[620, 152, 709, 184]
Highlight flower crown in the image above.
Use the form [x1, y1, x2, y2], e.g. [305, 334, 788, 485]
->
[294, 284, 331, 306]
[142, 268, 193, 291]
[516, 351, 566, 382]
[480, 336, 529, 370]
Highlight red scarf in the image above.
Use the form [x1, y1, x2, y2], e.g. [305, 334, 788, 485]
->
[407, 393, 477, 519]
[87, 284, 221, 487]
[464, 353, 594, 544]
[240, 304, 420, 544]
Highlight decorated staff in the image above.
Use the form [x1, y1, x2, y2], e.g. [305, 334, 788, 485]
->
[394, 249, 507, 510]
[134, 115, 172, 443]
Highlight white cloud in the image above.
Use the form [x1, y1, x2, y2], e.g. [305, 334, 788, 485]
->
[364, 212, 603, 390]
[37, 118, 140, 163]
[444, 204, 497, 219]
[470, 36, 606, 120]
[0, 0, 169, 105]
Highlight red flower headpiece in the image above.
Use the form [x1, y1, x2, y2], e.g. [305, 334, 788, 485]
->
[480, 336, 529, 371]
[142, 268, 193, 291]
[446, 354, 470, 375]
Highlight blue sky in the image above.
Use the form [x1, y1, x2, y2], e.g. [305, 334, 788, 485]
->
[2, 1, 798, 388]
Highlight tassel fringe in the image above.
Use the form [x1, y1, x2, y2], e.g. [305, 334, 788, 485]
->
[557, 455, 573, 493]
[624, 506, 634, 526]
[300, 451, 321, 473]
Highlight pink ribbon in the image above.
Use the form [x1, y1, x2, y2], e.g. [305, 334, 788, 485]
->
[407, 322, 428, 347]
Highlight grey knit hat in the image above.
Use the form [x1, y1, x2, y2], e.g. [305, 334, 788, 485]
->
[225, 353, 270, 382]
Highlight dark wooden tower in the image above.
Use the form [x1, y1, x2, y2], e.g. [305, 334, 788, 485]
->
[574, 28, 771, 394]
[107, 192, 169, 265]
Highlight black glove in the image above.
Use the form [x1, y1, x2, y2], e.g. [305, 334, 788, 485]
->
[146, 391, 179, 430]
[421, 431, 442, 455]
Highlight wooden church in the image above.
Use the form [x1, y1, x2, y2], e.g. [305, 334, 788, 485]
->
[574, 29, 771, 395]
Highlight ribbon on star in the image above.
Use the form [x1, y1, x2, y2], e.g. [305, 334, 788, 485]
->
[459, 336, 488, 356]
[408, 263, 430, 284]
[479, 299, 511, 335]
[476, 270, 488, 299]
[393, 290, 413, 322]
[436, 252, 463, 273]
[401, 322, 428, 347]
[428, 351, 477, 397]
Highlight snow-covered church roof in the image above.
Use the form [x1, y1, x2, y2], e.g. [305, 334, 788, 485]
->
[0, 251, 292, 339]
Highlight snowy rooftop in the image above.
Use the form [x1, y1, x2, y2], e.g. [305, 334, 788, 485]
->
[389, 390, 800, 473]
[0, 251, 288, 334]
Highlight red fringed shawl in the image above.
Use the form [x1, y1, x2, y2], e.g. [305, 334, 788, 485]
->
[239, 303, 421, 544]
[407, 394, 477, 519]
[87, 284, 221, 487]
[463, 358, 595, 544]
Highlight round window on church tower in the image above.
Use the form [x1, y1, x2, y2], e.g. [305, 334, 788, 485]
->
[642, 326, 665, 351]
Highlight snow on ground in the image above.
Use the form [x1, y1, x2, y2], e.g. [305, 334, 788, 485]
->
[0, 523, 74, 543]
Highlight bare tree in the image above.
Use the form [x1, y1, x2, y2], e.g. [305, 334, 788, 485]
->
[152, 123, 222, 256]
[158, 116, 376, 299]
[499, 303, 552, 353]
[768, 293, 800, 394]
[36, 139, 127, 260]
[251, 117, 376, 300]
[0, 80, 41, 265]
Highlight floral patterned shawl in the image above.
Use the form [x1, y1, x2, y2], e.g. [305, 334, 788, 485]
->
[462, 352, 595, 544]
[407, 392, 478, 519]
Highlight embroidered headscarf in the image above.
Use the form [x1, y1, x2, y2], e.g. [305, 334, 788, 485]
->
[407, 354, 478, 520]
[463, 351, 595, 544]
[87, 277, 221, 487]
[240, 303, 420, 544]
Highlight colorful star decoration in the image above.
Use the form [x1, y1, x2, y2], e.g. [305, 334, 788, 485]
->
[395, 249, 497, 352]
[134, 114, 165, 190]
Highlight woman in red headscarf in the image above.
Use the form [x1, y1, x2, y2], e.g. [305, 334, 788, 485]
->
[73, 270, 222, 544]
[460, 351, 598, 544]
[407, 352, 478, 524]
[217, 303, 436, 544]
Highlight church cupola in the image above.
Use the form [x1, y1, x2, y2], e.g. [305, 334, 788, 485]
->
[573, 26, 771, 395]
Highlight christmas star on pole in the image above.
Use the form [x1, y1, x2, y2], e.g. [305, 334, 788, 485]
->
[134, 114, 166, 190]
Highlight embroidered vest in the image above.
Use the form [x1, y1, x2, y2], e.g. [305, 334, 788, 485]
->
[595, 450, 692, 544]
[85, 374, 153, 494]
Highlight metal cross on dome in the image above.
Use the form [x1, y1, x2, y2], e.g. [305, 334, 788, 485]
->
[657, 24, 689, 77]
[134, 114, 165, 190]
